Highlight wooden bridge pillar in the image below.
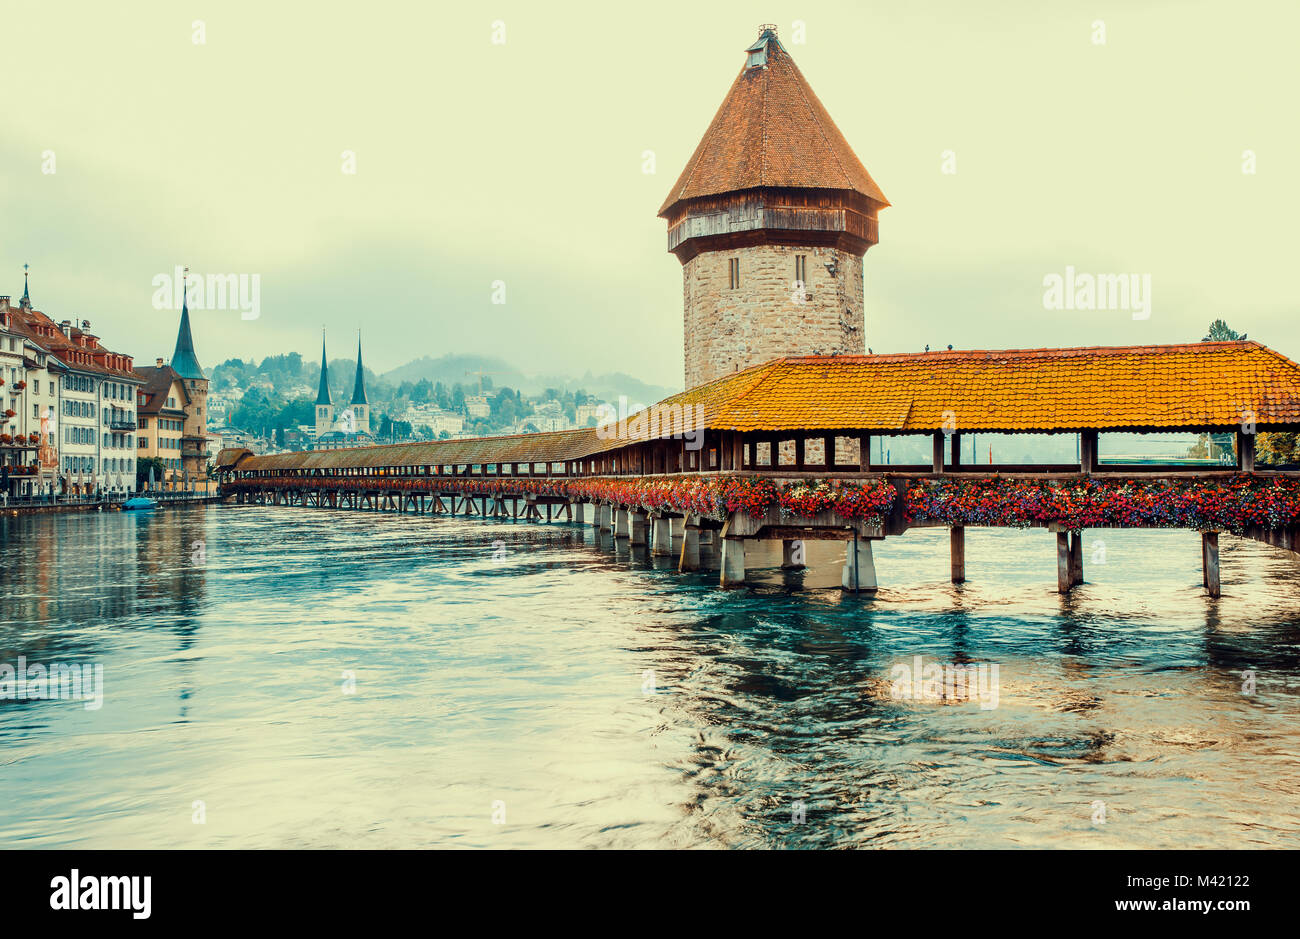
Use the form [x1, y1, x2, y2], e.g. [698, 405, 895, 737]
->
[651, 517, 673, 556]
[842, 538, 878, 592]
[950, 527, 965, 583]
[1069, 531, 1083, 586]
[629, 511, 648, 545]
[1056, 532, 1071, 593]
[1202, 531, 1221, 597]
[614, 508, 630, 539]
[1237, 431, 1255, 473]
[720, 537, 746, 586]
[679, 518, 701, 572]
[781, 539, 806, 569]
[571, 501, 584, 524]
[598, 504, 613, 532]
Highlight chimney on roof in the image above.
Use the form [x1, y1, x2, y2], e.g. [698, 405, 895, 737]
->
[156, 357, 164, 368]
[0, 296, 8, 313]
[59, 320, 72, 337]
[81, 319, 90, 330]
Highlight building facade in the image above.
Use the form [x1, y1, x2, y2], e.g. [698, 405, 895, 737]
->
[3, 277, 141, 495]
[1, 282, 65, 497]
[660, 27, 889, 388]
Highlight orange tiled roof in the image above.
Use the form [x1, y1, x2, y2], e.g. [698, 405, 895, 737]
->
[699, 341, 1300, 433]
[6, 304, 139, 379]
[659, 30, 888, 217]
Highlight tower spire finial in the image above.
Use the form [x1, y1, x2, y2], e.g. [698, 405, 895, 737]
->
[20, 263, 30, 308]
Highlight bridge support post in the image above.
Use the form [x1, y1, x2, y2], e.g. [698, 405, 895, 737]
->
[651, 517, 673, 556]
[679, 519, 701, 572]
[842, 538, 877, 592]
[720, 537, 746, 586]
[951, 527, 965, 583]
[571, 501, 584, 524]
[781, 539, 805, 569]
[629, 511, 648, 545]
[1203, 531, 1221, 597]
[615, 508, 630, 539]
[598, 504, 612, 532]
[1069, 531, 1083, 586]
[1056, 532, 1071, 594]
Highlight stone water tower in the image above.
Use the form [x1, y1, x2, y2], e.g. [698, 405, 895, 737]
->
[660, 26, 889, 388]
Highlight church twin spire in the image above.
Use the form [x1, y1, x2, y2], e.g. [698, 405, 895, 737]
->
[316, 329, 368, 406]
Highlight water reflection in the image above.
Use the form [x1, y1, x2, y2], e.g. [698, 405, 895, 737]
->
[1, 506, 1298, 848]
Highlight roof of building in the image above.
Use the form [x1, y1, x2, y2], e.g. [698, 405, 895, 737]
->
[134, 365, 190, 415]
[2, 300, 139, 380]
[681, 341, 1300, 433]
[315, 333, 332, 406]
[351, 335, 368, 405]
[217, 341, 1300, 475]
[659, 28, 888, 217]
[169, 289, 204, 380]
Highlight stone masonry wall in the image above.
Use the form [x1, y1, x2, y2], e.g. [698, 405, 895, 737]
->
[682, 244, 865, 388]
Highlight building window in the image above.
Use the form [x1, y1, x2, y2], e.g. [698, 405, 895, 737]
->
[728, 257, 740, 289]
[795, 254, 806, 285]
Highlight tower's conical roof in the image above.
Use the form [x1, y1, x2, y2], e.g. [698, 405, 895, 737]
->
[315, 332, 332, 406]
[659, 27, 888, 217]
[170, 282, 205, 380]
[350, 334, 368, 405]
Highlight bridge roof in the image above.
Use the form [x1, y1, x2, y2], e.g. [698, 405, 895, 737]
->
[220, 341, 1300, 474]
[691, 340, 1300, 434]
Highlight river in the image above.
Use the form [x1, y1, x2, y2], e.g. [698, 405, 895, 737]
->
[1, 503, 1298, 848]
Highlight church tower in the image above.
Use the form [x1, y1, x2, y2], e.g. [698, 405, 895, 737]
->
[349, 333, 370, 435]
[314, 331, 334, 438]
[170, 276, 210, 484]
[660, 26, 889, 388]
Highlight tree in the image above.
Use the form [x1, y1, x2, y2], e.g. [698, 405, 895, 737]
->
[136, 457, 168, 489]
[1203, 319, 1246, 342]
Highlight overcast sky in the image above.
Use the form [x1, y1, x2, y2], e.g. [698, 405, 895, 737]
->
[1, 1, 1296, 390]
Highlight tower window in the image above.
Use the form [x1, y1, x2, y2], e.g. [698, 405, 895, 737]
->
[795, 255, 807, 284]
[728, 258, 740, 289]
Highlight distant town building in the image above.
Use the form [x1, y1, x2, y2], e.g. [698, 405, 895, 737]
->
[465, 394, 491, 418]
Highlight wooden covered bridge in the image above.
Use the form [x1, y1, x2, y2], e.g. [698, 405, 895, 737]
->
[216, 341, 1300, 596]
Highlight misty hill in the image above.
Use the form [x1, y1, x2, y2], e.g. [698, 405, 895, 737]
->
[380, 354, 676, 405]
